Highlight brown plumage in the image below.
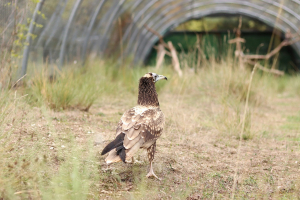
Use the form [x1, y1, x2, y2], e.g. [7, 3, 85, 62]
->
[101, 72, 167, 179]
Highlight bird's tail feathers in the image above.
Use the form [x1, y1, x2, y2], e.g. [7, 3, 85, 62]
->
[116, 147, 126, 163]
[105, 150, 121, 164]
[101, 133, 125, 155]
[102, 133, 126, 163]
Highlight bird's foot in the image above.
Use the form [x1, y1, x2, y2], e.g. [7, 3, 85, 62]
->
[146, 170, 161, 180]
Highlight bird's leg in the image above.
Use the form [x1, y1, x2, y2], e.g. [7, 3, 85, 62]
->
[146, 142, 161, 180]
[146, 161, 161, 180]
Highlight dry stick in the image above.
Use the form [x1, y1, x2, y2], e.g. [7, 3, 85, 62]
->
[237, 16, 244, 70]
[196, 34, 201, 73]
[11, 74, 27, 89]
[145, 24, 172, 57]
[144, 24, 183, 76]
[256, 63, 283, 75]
[245, 60, 284, 76]
[155, 44, 166, 69]
[265, 0, 284, 66]
[168, 41, 183, 77]
[144, 24, 168, 48]
[243, 37, 300, 60]
[231, 64, 258, 200]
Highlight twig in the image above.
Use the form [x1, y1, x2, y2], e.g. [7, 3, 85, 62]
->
[11, 74, 27, 88]
[155, 44, 166, 69]
[243, 37, 300, 60]
[14, 190, 40, 195]
[144, 24, 164, 43]
[231, 64, 258, 199]
[245, 60, 284, 76]
[144, 24, 182, 76]
[168, 41, 183, 77]
[229, 16, 244, 69]
[143, 24, 169, 49]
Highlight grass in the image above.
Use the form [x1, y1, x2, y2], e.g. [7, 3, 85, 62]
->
[0, 55, 300, 199]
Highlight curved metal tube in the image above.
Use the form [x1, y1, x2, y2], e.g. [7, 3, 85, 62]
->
[97, 0, 126, 55]
[124, 0, 175, 56]
[21, 0, 45, 78]
[44, 0, 68, 48]
[81, 0, 106, 63]
[135, 0, 299, 63]
[261, 0, 300, 21]
[138, 7, 296, 63]
[35, 0, 62, 48]
[136, 0, 299, 61]
[26, 0, 300, 69]
[122, 0, 158, 43]
[59, 0, 82, 68]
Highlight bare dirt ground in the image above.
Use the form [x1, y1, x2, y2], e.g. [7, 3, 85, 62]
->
[3, 72, 300, 200]
[13, 88, 298, 199]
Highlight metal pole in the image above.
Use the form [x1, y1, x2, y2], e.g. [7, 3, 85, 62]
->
[97, 0, 126, 55]
[35, 0, 66, 48]
[59, 0, 82, 69]
[81, 0, 106, 64]
[20, 0, 45, 78]
[44, 0, 69, 48]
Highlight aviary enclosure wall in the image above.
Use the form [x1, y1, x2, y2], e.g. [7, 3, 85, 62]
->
[1, 0, 300, 77]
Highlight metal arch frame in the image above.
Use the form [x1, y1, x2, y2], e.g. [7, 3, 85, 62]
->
[44, 0, 68, 48]
[122, 0, 158, 43]
[59, 0, 82, 68]
[81, 0, 106, 63]
[90, 0, 120, 54]
[98, 0, 145, 54]
[103, 0, 146, 50]
[21, 0, 45, 78]
[139, 6, 300, 63]
[134, 0, 200, 56]
[21, 0, 300, 76]
[133, 0, 194, 59]
[261, 0, 300, 21]
[135, 0, 299, 61]
[133, 0, 300, 63]
[128, 0, 300, 60]
[124, 0, 176, 56]
[91, 0, 135, 56]
[97, 0, 126, 54]
[35, 0, 68, 48]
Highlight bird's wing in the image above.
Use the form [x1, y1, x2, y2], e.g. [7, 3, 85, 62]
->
[105, 106, 164, 163]
[120, 107, 164, 150]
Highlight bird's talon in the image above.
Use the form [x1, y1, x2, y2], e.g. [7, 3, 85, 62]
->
[146, 172, 161, 180]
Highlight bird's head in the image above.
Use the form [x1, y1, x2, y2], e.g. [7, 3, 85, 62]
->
[143, 72, 168, 83]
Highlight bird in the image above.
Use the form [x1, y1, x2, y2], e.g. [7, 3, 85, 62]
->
[101, 72, 167, 180]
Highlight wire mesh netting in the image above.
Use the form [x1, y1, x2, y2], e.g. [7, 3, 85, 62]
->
[1, 0, 300, 78]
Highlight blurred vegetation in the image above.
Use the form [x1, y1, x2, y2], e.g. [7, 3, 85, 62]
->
[175, 16, 272, 32]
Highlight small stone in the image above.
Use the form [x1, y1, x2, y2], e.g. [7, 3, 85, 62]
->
[94, 133, 103, 145]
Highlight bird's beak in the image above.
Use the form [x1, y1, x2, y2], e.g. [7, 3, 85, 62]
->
[155, 75, 168, 82]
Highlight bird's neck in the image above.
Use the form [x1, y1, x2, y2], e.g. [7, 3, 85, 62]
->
[137, 77, 159, 107]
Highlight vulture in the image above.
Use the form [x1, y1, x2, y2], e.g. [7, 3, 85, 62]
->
[101, 72, 167, 179]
